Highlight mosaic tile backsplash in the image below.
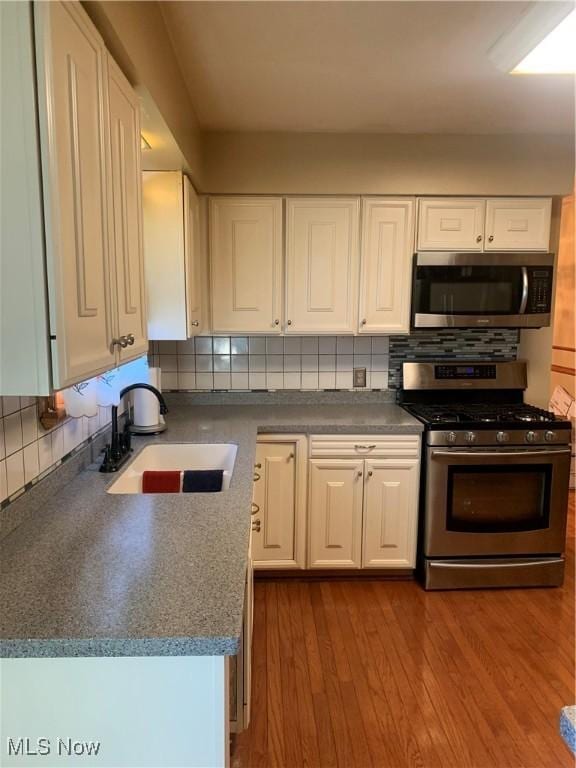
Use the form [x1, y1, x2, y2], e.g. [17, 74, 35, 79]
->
[151, 330, 520, 393]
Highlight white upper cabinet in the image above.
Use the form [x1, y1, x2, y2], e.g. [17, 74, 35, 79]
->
[1, 2, 148, 394]
[210, 197, 283, 334]
[107, 55, 147, 362]
[286, 198, 360, 334]
[362, 459, 419, 568]
[418, 197, 552, 252]
[143, 173, 207, 340]
[35, 0, 116, 387]
[359, 199, 415, 334]
[484, 198, 552, 251]
[417, 199, 486, 251]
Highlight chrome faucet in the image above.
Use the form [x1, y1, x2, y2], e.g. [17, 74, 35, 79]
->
[100, 384, 168, 473]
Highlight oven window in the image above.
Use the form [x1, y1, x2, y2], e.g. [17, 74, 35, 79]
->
[447, 465, 551, 533]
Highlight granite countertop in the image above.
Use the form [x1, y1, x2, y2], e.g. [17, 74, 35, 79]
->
[0, 397, 422, 659]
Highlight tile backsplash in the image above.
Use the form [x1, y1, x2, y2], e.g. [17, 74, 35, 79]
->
[0, 396, 112, 508]
[151, 330, 520, 393]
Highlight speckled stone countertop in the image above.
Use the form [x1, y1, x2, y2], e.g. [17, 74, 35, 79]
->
[0, 397, 422, 659]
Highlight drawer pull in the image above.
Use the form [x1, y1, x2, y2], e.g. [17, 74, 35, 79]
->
[254, 462, 262, 469]
[355, 444, 376, 451]
[253, 472, 261, 482]
[252, 519, 261, 532]
[251, 502, 260, 515]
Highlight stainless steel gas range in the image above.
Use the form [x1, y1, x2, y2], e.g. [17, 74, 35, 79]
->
[400, 361, 572, 590]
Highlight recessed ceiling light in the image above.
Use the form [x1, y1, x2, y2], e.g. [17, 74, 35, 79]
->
[512, 8, 576, 74]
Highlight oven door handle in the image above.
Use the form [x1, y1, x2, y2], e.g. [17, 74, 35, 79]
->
[519, 266, 529, 314]
[431, 449, 572, 459]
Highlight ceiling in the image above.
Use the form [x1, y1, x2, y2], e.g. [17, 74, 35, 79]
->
[160, 0, 575, 135]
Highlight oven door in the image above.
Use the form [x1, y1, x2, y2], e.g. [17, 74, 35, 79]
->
[412, 253, 553, 328]
[425, 446, 571, 557]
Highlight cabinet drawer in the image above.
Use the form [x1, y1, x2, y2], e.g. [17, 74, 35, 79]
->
[309, 434, 420, 459]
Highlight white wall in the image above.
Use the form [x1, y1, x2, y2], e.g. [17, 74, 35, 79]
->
[203, 132, 574, 196]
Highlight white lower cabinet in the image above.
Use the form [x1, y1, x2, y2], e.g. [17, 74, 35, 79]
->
[308, 459, 364, 568]
[230, 536, 253, 733]
[251, 435, 307, 569]
[362, 459, 420, 568]
[250, 434, 420, 572]
[308, 434, 421, 570]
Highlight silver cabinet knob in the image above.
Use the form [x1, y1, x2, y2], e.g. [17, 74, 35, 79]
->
[488, 235, 494, 242]
[252, 519, 261, 532]
[476, 235, 482, 243]
[113, 336, 129, 349]
[191, 320, 199, 327]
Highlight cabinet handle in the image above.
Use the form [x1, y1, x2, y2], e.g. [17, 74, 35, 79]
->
[368, 470, 373, 477]
[251, 502, 260, 515]
[287, 320, 292, 326]
[253, 472, 261, 482]
[488, 235, 494, 242]
[113, 336, 129, 349]
[288, 452, 295, 460]
[254, 463, 262, 469]
[361, 319, 367, 326]
[355, 444, 376, 451]
[126, 333, 135, 346]
[357, 470, 363, 478]
[191, 320, 199, 327]
[274, 319, 280, 326]
[476, 235, 482, 243]
[252, 519, 261, 532]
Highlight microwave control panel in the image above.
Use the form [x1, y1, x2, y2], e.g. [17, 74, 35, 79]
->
[527, 268, 553, 313]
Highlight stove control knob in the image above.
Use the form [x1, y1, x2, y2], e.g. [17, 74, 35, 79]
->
[545, 430, 556, 442]
[525, 431, 537, 443]
[496, 431, 509, 443]
[446, 431, 457, 444]
[465, 431, 477, 444]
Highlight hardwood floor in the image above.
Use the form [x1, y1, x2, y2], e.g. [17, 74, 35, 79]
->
[232, 493, 575, 768]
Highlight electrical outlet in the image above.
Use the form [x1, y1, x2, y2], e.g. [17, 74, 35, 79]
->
[353, 367, 367, 387]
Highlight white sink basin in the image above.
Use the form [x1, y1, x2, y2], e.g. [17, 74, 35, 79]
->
[106, 443, 238, 494]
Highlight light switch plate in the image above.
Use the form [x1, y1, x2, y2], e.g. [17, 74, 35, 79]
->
[353, 367, 367, 387]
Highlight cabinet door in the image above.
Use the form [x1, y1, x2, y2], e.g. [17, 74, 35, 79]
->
[362, 460, 419, 568]
[418, 199, 485, 251]
[184, 179, 205, 335]
[308, 459, 364, 568]
[252, 442, 297, 568]
[359, 199, 415, 333]
[143, 172, 187, 340]
[485, 198, 552, 251]
[35, 1, 116, 387]
[210, 197, 282, 333]
[107, 55, 147, 363]
[286, 198, 360, 333]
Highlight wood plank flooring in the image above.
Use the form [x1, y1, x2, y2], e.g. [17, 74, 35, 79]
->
[232, 493, 575, 768]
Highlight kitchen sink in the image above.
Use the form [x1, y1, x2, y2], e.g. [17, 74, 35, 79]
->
[106, 443, 238, 494]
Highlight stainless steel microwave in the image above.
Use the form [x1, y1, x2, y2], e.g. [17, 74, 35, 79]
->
[411, 252, 554, 329]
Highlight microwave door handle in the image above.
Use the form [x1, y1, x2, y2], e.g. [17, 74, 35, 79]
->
[519, 267, 529, 314]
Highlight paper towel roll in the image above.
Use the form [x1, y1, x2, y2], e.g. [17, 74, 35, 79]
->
[132, 367, 162, 427]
